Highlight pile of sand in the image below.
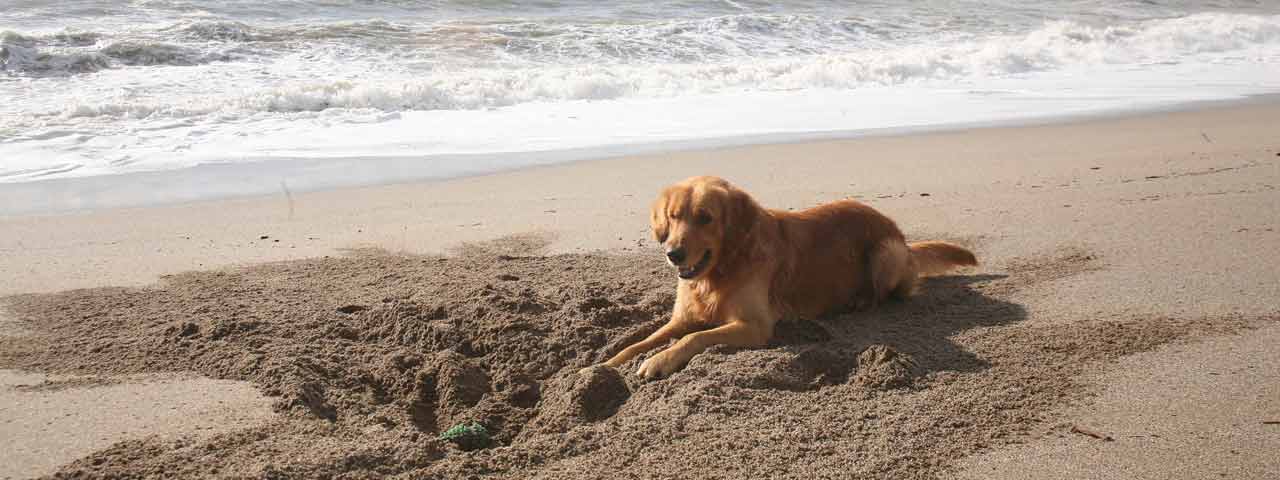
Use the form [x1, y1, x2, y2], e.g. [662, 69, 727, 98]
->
[0, 236, 1258, 479]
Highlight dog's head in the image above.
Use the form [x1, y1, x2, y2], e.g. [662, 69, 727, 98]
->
[651, 176, 758, 281]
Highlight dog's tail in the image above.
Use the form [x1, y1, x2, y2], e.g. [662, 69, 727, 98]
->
[909, 241, 977, 277]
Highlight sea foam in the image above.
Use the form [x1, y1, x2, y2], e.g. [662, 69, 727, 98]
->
[9, 13, 1276, 122]
[2, 4, 1279, 185]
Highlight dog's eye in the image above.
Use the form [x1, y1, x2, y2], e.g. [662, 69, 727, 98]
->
[694, 212, 712, 226]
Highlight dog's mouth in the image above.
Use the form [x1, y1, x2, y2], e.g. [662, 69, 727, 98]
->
[677, 250, 712, 280]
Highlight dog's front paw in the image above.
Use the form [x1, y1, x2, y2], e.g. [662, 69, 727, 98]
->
[636, 349, 682, 379]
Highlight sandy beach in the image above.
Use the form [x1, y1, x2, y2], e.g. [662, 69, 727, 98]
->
[2, 101, 1278, 478]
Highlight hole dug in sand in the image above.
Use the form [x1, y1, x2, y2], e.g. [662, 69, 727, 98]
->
[0, 238, 1265, 478]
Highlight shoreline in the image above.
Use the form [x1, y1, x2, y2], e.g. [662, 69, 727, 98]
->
[3, 99, 1279, 296]
[4, 92, 1278, 217]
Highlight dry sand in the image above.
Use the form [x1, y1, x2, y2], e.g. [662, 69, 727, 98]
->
[958, 323, 1280, 479]
[2, 101, 1279, 478]
[0, 370, 273, 480]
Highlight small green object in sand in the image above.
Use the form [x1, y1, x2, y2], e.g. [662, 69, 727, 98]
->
[438, 422, 491, 451]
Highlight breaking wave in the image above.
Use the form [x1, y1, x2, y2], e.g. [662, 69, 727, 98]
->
[19, 12, 1278, 122]
[3, 1, 1280, 186]
[1, 30, 235, 74]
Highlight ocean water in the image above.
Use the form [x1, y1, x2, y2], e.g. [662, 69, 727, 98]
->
[2, 0, 1279, 184]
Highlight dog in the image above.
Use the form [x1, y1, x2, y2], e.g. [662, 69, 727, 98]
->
[602, 176, 976, 379]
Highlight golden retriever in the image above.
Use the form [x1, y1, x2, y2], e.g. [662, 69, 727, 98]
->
[602, 176, 976, 379]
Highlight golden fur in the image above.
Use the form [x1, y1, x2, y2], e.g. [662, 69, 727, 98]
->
[603, 176, 977, 379]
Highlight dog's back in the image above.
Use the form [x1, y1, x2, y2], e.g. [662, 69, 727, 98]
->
[763, 200, 901, 317]
[764, 200, 973, 318]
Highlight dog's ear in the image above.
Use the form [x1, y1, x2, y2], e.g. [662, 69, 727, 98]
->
[720, 183, 758, 258]
[650, 188, 671, 242]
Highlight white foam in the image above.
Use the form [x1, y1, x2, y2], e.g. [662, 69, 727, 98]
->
[2, 11, 1279, 184]
[8, 13, 1278, 118]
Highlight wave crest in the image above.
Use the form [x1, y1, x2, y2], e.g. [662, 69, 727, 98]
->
[14, 12, 1280, 121]
[1, 30, 235, 75]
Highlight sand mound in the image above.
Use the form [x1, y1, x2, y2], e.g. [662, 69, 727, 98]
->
[853, 345, 921, 390]
[526, 365, 630, 434]
[0, 238, 1263, 479]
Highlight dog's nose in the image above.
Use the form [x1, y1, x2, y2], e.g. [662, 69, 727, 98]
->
[666, 247, 687, 264]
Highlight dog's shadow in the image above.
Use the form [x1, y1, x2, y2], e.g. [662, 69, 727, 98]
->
[691, 273, 1023, 390]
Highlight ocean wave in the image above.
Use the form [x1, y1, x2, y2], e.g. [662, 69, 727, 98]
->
[165, 19, 414, 43]
[12, 10, 1276, 77]
[479, 14, 885, 64]
[0, 30, 101, 47]
[13, 14, 888, 69]
[100, 41, 230, 66]
[14, 12, 1280, 121]
[165, 20, 266, 42]
[0, 45, 110, 74]
[1, 30, 236, 74]
[141, 11, 1280, 69]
